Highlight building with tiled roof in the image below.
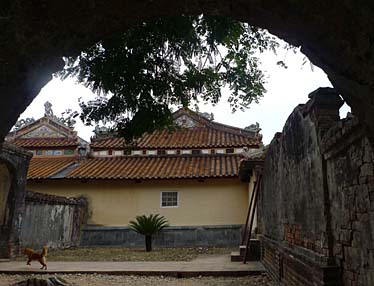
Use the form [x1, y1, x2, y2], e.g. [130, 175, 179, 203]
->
[9, 104, 263, 247]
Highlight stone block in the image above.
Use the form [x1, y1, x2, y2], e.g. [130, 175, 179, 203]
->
[340, 229, 352, 245]
[363, 140, 373, 163]
[360, 163, 374, 177]
[351, 231, 362, 248]
[344, 247, 362, 272]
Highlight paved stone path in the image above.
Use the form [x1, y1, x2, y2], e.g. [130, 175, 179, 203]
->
[0, 255, 264, 277]
[1, 274, 275, 286]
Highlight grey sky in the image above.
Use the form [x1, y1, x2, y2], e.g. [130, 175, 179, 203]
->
[19, 45, 350, 145]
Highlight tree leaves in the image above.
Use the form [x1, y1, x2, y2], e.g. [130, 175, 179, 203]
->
[58, 15, 278, 141]
[129, 214, 169, 236]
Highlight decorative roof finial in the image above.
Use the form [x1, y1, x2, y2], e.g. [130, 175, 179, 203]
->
[245, 122, 261, 133]
[44, 101, 53, 117]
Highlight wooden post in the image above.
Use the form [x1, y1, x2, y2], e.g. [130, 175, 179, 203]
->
[243, 174, 262, 264]
[241, 180, 257, 245]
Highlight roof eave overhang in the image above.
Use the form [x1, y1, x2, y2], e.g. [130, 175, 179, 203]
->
[238, 159, 264, 182]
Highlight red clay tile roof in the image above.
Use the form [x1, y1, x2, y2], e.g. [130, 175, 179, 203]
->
[12, 137, 79, 148]
[28, 158, 77, 179]
[66, 154, 241, 180]
[91, 128, 261, 150]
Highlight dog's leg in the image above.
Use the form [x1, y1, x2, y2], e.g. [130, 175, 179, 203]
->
[26, 259, 31, 265]
[39, 258, 47, 270]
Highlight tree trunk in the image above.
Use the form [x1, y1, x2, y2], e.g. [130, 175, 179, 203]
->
[145, 235, 152, 252]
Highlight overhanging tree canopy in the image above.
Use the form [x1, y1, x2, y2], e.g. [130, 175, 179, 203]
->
[59, 15, 278, 140]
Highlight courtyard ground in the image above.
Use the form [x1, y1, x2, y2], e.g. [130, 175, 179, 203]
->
[1, 247, 272, 285]
[29, 246, 237, 262]
[0, 273, 275, 286]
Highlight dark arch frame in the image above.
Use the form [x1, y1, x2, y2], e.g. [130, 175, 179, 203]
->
[1, 0, 374, 142]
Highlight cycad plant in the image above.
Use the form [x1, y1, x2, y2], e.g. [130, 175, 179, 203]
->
[129, 214, 169, 252]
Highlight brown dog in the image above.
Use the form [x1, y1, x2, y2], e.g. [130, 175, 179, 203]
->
[23, 246, 48, 270]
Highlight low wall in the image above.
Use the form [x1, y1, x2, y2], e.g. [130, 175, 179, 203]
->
[81, 224, 242, 247]
[261, 236, 341, 286]
[20, 191, 87, 249]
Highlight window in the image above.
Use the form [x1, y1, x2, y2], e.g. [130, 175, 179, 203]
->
[166, 150, 176, 155]
[192, 149, 201, 155]
[226, 148, 234, 154]
[181, 150, 191, 154]
[157, 150, 166, 155]
[64, 149, 74, 155]
[161, 191, 178, 208]
[113, 150, 123, 156]
[216, 149, 225, 154]
[42, 150, 64, 156]
[53, 150, 63, 155]
[201, 149, 210, 154]
[147, 150, 157, 155]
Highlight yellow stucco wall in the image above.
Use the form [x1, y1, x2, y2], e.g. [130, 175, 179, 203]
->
[28, 178, 249, 227]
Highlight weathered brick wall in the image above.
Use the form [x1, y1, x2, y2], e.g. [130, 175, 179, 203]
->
[259, 87, 374, 286]
[323, 117, 374, 286]
[259, 104, 328, 257]
[20, 191, 87, 249]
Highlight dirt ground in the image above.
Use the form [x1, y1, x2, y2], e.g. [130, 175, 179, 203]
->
[0, 273, 275, 286]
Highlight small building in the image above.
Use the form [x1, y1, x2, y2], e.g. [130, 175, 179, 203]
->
[7, 105, 262, 247]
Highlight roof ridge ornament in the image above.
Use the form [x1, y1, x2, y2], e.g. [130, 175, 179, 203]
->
[44, 101, 54, 117]
[13, 117, 35, 131]
[198, 112, 214, 121]
[245, 122, 261, 134]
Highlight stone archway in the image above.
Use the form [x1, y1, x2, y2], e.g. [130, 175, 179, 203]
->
[0, 162, 11, 227]
[0, 144, 31, 258]
[0, 159, 15, 258]
[1, 0, 374, 142]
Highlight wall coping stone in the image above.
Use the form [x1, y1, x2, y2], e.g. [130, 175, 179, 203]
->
[25, 191, 87, 206]
[321, 116, 364, 158]
[302, 87, 343, 118]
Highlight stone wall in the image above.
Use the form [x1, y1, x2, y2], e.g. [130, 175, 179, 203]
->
[323, 116, 374, 285]
[0, 143, 31, 258]
[20, 191, 87, 250]
[81, 224, 242, 247]
[0, 162, 11, 226]
[259, 87, 374, 286]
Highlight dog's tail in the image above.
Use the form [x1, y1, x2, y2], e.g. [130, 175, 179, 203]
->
[41, 246, 48, 257]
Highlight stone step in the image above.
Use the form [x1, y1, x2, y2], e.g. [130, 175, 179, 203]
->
[231, 240, 261, 262]
[230, 251, 243, 262]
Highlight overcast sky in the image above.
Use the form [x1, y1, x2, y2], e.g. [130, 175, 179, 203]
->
[19, 42, 350, 145]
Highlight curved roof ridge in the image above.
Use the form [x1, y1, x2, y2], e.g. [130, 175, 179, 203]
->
[172, 107, 259, 138]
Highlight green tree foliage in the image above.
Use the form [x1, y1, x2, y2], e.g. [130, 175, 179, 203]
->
[129, 214, 169, 252]
[59, 15, 278, 140]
